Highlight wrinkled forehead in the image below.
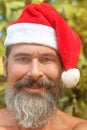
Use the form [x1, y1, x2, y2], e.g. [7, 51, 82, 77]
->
[5, 43, 59, 57]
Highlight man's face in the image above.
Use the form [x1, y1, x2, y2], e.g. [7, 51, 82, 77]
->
[3, 44, 63, 94]
[3, 44, 63, 129]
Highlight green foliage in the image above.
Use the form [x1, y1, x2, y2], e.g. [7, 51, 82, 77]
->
[0, 89, 6, 108]
[0, 0, 87, 120]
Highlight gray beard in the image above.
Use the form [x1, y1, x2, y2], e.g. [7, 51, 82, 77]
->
[5, 87, 57, 129]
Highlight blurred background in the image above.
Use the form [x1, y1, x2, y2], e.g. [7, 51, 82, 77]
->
[0, 0, 87, 120]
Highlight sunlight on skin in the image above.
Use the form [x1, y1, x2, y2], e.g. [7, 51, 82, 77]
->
[72, 122, 87, 130]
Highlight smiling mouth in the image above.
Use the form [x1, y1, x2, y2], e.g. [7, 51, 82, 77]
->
[25, 84, 43, 89]
[24, 87, 44, 93]
[24, 84, 44, 93]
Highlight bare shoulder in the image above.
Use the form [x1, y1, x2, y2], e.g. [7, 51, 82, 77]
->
[72, 122, 87, 130]
[0, 126, 12, 130]
[0, 108, 10, 118]
[0, 108, 12, 125]
[0, 108, 17, 128]
[58, 109, 85, 121]
[0, 126, 7, 130]
[57, 110, 86, 129]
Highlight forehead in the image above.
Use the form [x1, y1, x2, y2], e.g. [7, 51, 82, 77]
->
[8, 43, 58, 56]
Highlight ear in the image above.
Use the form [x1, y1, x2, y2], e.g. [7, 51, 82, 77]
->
[2, 55, 8, 77]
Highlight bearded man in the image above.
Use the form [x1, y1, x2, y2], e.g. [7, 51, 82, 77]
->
[0, 3, 87, 130]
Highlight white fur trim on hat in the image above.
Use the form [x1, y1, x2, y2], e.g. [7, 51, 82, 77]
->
[4, 23, 57, 49]
[61, 68, 80, 88]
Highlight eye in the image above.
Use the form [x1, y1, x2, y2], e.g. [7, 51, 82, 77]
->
[40, 57, 54, 63]
[16, 57, 31, 64]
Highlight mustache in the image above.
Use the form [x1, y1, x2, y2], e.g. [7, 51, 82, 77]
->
[13, 77, 55, 90]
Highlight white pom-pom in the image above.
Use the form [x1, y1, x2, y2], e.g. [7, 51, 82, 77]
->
[61, 68, 80, 88]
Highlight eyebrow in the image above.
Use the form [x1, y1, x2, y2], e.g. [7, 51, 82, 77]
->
[13, 53, 32, 57]
[13, 52, 57, 58]
[40, 53, 57, 58]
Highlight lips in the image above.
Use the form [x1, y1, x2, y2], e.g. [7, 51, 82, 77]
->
[25, 88, 43, 92]
[24, 84, 44, 93]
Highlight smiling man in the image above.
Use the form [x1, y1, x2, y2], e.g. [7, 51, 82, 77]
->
[0, 3, 87, 130]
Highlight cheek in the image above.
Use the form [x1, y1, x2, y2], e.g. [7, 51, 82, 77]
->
[7, 63, 26, 86]
[45, 64, 62, 81]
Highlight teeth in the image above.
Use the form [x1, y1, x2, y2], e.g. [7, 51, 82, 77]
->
[27, 84, 42, 89]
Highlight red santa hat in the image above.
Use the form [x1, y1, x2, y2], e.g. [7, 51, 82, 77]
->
[4, 3, 81, 88]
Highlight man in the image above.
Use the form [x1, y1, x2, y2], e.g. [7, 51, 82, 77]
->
[0, 3, 87, 130]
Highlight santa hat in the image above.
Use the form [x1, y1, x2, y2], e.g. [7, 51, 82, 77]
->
[4, 3, 81, 88]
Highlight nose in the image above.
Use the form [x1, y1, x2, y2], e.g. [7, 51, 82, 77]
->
[27, 59, 43, 80]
